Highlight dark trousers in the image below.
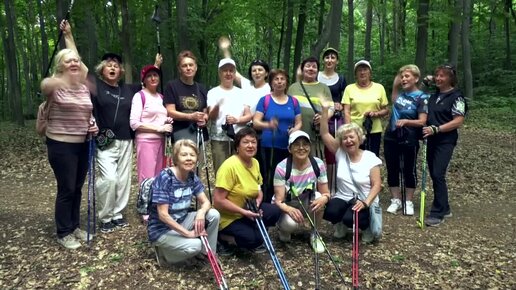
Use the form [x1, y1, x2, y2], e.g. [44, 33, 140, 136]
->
[47, 138, 89, 238]
[427, 141, 456, 218]
[261, 147, 289, 203]
[323, 198, 370, 230]
[219, 203, 281, 250]
[384, 140, 419, 188]
[361, 132, 382, 157]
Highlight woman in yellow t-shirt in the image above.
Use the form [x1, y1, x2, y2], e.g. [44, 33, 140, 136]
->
[213, 127, 281, 256]
[342, 60, 388, 156]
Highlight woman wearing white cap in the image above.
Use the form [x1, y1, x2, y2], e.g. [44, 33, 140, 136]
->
[342, 60, 388, 157]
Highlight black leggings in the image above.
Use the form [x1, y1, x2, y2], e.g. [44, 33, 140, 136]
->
[360, 132, 382, 157]
[323, 198, 370, 230]
[427, 141, 455, 218]
[384, 139, 419, 188]
[261, 147, 289, 203]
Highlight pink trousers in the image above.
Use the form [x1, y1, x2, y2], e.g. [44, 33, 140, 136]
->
[135, 137, 164, 184]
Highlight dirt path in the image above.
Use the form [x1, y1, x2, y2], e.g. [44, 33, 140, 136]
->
[0, 124, 514, 290]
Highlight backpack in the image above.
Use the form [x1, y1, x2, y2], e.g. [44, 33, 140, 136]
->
[136, 168, 172, 215]
[284, 155, 321, 202]
[263, 94, 299, 115]
[36, 101, 50, 136]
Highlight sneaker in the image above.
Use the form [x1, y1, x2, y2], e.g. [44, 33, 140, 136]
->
[386, 198, 402, 214]
[73, 228, 94, 242]
[112, 218, 129, 228]
[310, 232, 325, 254]
[425, 216, 444, 227]
[404, 201, 414, 216]
[100, 221, 116, 233]
[278, 229, 291, 242]
[57, 234, 81, 250]
[333, 222, 347, 239]
[217, 242, 235, 257]
[444, 211, 453, 218]
[250, 244, 267, 254]
[361, 228, 374, 244]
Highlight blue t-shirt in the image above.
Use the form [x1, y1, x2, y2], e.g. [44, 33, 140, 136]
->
[384, 90, 428, 145]
[147, 168, 204, 242]
[256, 95, 301, 149]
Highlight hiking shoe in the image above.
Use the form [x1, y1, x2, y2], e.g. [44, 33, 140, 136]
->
[386, 198, 402, 214]
[444, 211, 453, 218]
[112, 218, 129, 228]
[251, 244, 267, 254]
[278, 229, 291, 242]
[425, 216, 444, 227]
[404, 201, 414, 216]
[57, 234, 81, 250]
[333, 222, 347, 239]
[361, 228, 374, 244]
[73, 228, 94, 242]
[310, 232, 325, 254]
[100, 221, 116, 233]
[217, 242, 235, 257]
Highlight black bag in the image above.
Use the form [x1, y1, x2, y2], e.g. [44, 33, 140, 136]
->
[363, 116, 373, 134]
[221, 123, 236, 140]
[95, 128, 116, 150]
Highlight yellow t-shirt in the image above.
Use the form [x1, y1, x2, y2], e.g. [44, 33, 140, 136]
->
[215, 155, 262, 230]
[342, 82, 388, 133]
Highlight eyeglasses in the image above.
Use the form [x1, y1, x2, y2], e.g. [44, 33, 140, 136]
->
[291, 142, 311, 149]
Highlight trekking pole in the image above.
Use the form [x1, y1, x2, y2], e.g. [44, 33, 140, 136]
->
[352, 206, 359, 289]
[86, 134, 95, 245]
[151, 5, 164, 94]
[400, 152, 406, 215]
[293, 191, 346, 284]
[199, 126, 212, 203]
[246, 200, 291, 290]
[417, 139, 428, 229]
[313, 209, 321, 290]
[201, 235, 229, 290]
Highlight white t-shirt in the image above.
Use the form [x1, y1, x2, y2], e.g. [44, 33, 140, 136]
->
[241, 76, 271, 114]
[334, 149, 382, 203]
[207, 85, 249, 141]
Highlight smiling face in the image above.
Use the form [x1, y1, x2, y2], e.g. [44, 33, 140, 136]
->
[143, 71, 160, 90]
[237, 135, 258, 160]
[434, 68, 454, 90]
[340, 130, 361, 153]
[175, 145, 198, 172]
[251, 65, 267, 85]
[62, 53, 81, 75]
[179, 57, 197, 81]
[302, 61, 319, 82]
[219, 64, 235, 88]
[323, 53, 339, 71]
[289, 137, 311, 160]
[101, 60, 122, 84]
[400, 70, 419, 92]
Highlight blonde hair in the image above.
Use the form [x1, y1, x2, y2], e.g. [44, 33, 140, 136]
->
[95, 60, 125, 81]
[52, 49, 80, 76]
[399, 64, 421, 79]
[173, 139, 199, 164]
[336, 123, 366, 145]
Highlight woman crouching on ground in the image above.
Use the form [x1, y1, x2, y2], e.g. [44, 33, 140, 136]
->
[148, 139, 220, 266]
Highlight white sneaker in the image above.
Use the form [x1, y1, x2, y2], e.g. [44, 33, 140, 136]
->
[333, 222, 347, 239]
[278, 229, 291, 242]
[73, 228, 94, 242]
[405, 201, 414, 216]
[310, 232, 325, 254]
[386, 198, 402, 214]
[57, 234, 81, 250]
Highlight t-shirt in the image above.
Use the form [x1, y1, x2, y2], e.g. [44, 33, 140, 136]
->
[273, 157, 328, 200]
[342, 82, 388, 134]
[207, 86, 248, 141]
[214, 155, 262, 230]
[129, 90, 168, 140]
[287, 82, 332, 141]
[91, 78, 140, 140]
[147, 168, 204, 242]
[317, 72, 347, 103]
[163, 79, 208, 132]
[46, 85, 93, 136]
[334, 149, 382, 203]
[240, 77, 271, 114]
[384, 90, 428, 145]
[427, 88, 467, 144]
[255, 95, 301, 149]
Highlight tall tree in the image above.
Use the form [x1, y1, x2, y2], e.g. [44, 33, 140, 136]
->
[293, 0, 308, 80]
[378, 0, 387, 64]
[121, 0, 133, 83]
[347, 0, 355, 82]
[504, 0, 512, 68]
[415, 0, 429, 74]
[448, 0, 461, 66]
[364, 0, 373, 60]
[283, 0, 294, 76]
[461, 0, 473, 100]
[328, 0, 343, 49]
[37, 0, 49, 78]
[177, 0, 190, 51]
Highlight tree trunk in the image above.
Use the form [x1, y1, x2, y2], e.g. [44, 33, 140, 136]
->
[317, 0, 326, 35]
[3, 0, 24, 125]
[121, 0, 133, 83]
[364, 0, 373, 60]
[415, 0, 429, 75]
[310, 1, 333, 56]
[504, 0, 512, 68]
[293, 0, 308, 80]
[448, 0, 461, 66]
[36, 0, 49, 78]
[176, 0, 189, 51]
[56, 0, 66, 50]
[461, 0, 473, 100]
[276, 0, 286, 68]
[379, 0, 386, 64]
[392, 0, 399, 54]
[400, 0, 407, 49]
[283, 0, 294, 77]
[347, 0, 354, 82]
[328, 0, 343, 49]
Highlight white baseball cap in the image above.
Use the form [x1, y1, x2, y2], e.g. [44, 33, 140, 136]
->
[218, 58, 236, 69]
[288, 130, 311, 147]
[354, 60, 372, 72]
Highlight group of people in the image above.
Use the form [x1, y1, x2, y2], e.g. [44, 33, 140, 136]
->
[41, 20, 466, 269]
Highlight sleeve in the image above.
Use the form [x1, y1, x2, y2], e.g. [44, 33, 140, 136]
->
[240, 76, 252, 90]
[293, 97, 301, 115]
[151, 171, 171, 205]
[451, 96, 467, 116]
[273, 159, 287, 187]
[254, 159, 263, 186]
[316, 158, 328, 184]
[215, 160, 235, 191]
[379, 84, 388, 107]
[256, 96, 265, 113]
[192, 174, 205, 197]
[129, 91, 143, 130]
[417, 93, 429, 114]
[368, 151, 383, 169]
[324, 85, 332, 103]
[342, 85, 351, 104]
[163, 81, 175, 105]
[207, 89, 217, 108]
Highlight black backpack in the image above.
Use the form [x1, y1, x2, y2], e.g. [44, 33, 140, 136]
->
[284, 155, 321, 202]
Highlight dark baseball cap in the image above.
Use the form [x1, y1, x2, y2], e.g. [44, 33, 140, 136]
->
[101, 53, 123, 63]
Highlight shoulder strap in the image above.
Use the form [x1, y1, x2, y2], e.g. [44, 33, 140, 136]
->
[289, 95, 299, 109]
[344, 153, 366, 200]
[299, 82, 319, 114]
[139, 90, 146, 108]
[285, 155, 293, 182]
[263, 94, 272, 114]
[309, 155, 321, 178]
[285, 155, 320, 182]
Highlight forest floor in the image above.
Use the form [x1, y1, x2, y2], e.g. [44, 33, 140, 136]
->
[0, 111, 515, 290]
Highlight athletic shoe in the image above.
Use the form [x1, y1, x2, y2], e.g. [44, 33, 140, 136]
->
[444, 211, 453, 218]
[112, 218, 129, 228]
[278, 229, 291, 242]
[250, 244, 267, 254]
[425, 216, 444, 227]
[333, 222, 347, 239]
[73, 228, 93, 242]
[405, 201, 414, 216]
[57, 234, 81, 250]
[100, 221, 116, 233]
[386, 198, 402, 214]
[310, 232, 325, 254]
[361, 228, 374, 244]
[217, 242, 234, 257]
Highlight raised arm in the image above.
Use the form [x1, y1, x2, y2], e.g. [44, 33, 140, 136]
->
[320, 105, 339, 154]
[60, 20, 88, 79]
